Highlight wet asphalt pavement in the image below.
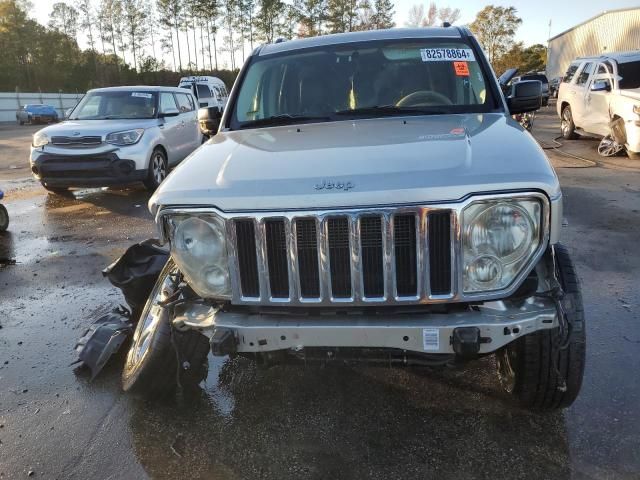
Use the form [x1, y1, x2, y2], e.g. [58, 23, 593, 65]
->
[1, 107, 640, 479]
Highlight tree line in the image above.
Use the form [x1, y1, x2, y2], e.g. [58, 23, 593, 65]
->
[0, 0, 545, 93]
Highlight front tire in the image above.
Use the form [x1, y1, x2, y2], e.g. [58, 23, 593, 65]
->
[0, 204, 9, 232]
[561, 105, 578, 139]
[143, 148, 168, 191]
[122, 260, 210, 396]
[496, 244, 586, 410]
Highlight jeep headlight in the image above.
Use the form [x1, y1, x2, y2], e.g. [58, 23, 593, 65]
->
[32, 131, 49, 147]
[462, 199, 542, 293]
[166, 215, 230, 299]
[105, 128, 144, 146]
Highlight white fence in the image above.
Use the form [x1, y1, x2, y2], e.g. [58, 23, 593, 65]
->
[0, 91, 84, 123]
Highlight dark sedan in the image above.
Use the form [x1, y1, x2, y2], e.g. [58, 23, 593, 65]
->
[16, 104, 59, 125]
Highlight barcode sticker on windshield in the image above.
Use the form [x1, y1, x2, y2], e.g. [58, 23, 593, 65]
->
[420, 48, 475, 62]
[131, 92, 152, 98]
[423, 328, 440, 351]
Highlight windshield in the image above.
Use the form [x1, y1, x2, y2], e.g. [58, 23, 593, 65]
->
[617, 61, 640, 90]
[231, 39, 497, 129]
[70, 91, 157, 120]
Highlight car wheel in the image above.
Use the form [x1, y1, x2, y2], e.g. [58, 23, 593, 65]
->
[561, 105, 578, 139]
[598, 135, 624, 157]
[0, 204, 9, 232]
[143, 148, 168, 191]
[18, 117, 24, 126]
[122, 259, 210, 396]
[496, 244, 585, 410]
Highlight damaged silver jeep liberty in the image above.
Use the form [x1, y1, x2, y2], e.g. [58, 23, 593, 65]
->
[123, 27, 586, 410]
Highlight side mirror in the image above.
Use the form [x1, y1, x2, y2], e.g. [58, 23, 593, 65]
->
[507, 80, 542, 115]
[198, 106, 223, 136]
[591, 80, 611, 92]
[159, 108, 180, 118]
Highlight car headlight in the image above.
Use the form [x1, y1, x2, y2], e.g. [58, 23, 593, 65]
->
[105, 128, 144, 146]
[462, 199, 542, 293]
[32, 131, 49, 147]
[166, 215, 230, 299]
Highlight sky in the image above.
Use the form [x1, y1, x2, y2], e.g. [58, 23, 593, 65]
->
[29, 0, 640, 69]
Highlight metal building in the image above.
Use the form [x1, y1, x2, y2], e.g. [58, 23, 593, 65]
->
[547, 8, 640, 79]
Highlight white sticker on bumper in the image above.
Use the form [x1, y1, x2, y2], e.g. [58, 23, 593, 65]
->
[422, 328, 440, 351]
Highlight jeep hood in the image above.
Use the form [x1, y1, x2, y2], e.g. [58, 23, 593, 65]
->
[150, 113, 560, 214]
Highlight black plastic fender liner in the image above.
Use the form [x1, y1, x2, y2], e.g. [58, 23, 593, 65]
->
[72, 307, 134, 380]
[102, 239, 169, 316]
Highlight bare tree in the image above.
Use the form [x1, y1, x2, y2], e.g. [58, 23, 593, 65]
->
[78, 0, 95, 51]
[157, 0, 183, 71]
[438, 6, 460, 24]
[421, 1, 436, 26]
[49, 2, 79, 40]
[405, 4, 424, 27]
[121, 0, 148, 71]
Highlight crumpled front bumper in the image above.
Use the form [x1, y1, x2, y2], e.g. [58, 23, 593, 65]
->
[172, 298, 558, 356]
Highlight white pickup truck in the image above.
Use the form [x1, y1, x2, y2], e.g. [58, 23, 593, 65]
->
[121, 27, 585, 411]
[557, 51, 640, 158]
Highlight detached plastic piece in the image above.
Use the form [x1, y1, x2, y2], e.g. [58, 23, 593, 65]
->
[452, 327, 481, 357]
[210, 327, 237, 356]
[72, 307, 134, 380]
[103, 239, 169, 314]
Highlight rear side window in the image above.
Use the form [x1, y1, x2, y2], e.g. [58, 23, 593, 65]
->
[196, 84, 211, 98]
[175, 93, 195, 112]
[575, 63, 594, 86]
[563, 63, 580, 83]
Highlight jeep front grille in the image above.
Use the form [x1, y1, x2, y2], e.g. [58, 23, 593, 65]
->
[228, 207, 455, 306]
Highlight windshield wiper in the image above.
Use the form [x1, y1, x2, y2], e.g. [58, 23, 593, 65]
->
[238, 114, 332, 129]
[334, 105, 449, 116]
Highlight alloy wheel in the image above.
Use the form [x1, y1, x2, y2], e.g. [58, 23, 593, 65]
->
[561, 109, 571, 136]
[597, 135, 624, 157]
[152, 153, 167, 185]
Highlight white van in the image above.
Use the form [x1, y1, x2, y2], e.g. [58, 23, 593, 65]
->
[178, 76, 228, 111]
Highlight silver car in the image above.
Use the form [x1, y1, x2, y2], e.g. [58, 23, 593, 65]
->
[30, 86, 201, 192]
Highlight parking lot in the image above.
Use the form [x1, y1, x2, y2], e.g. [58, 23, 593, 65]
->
[1, 105, 640, 479]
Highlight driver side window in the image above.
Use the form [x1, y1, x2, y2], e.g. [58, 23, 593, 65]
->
[159, 92, 178, 114]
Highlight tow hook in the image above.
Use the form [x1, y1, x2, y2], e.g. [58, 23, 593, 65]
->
[210, 327, 237, 356]
[451, 327, 484, 357]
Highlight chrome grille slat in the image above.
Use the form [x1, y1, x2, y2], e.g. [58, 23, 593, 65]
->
[383, 214, 394, 301]
[255, 219, 270, 301]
